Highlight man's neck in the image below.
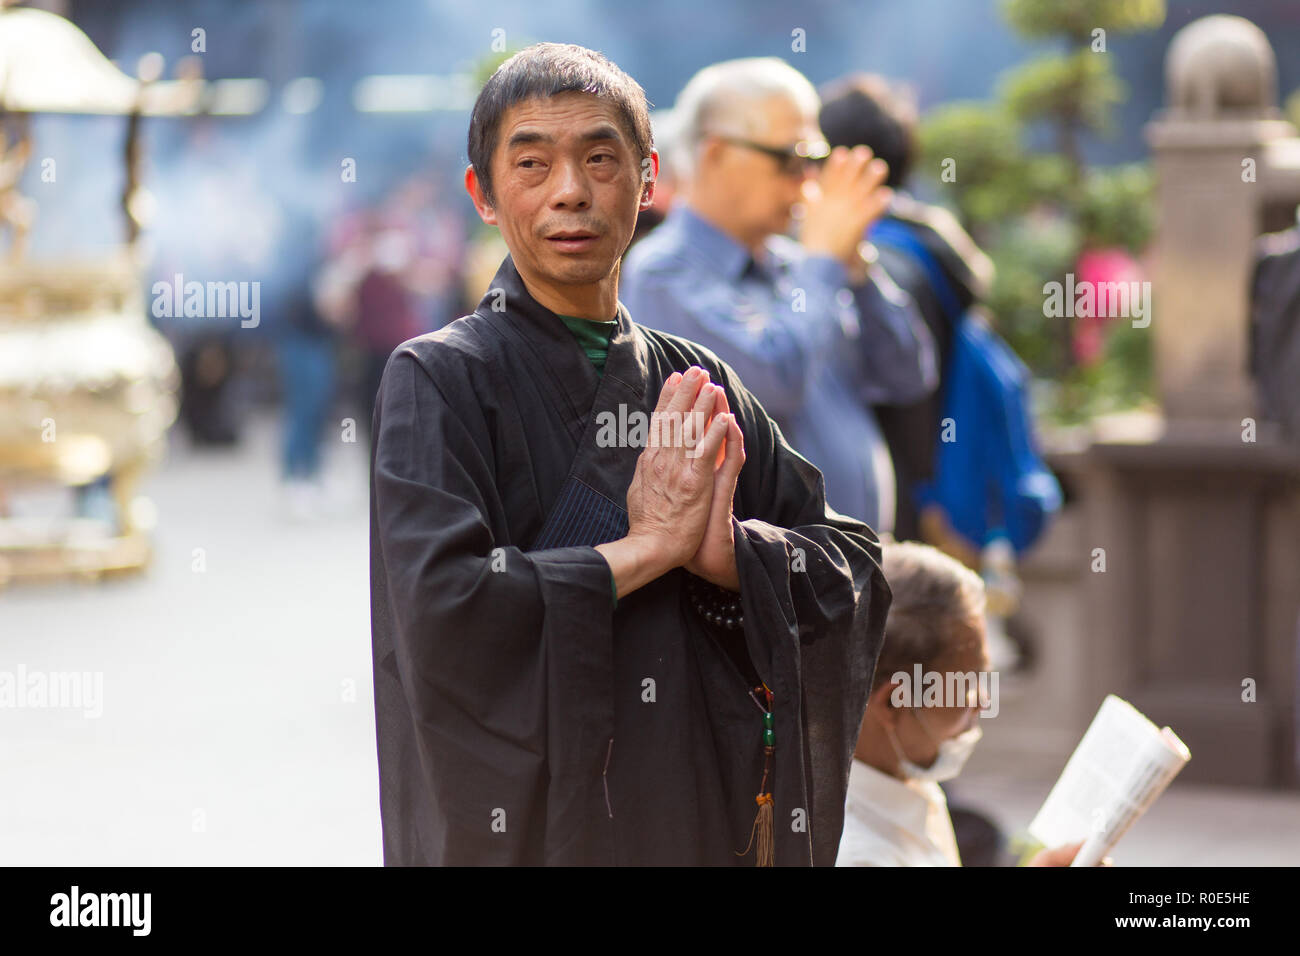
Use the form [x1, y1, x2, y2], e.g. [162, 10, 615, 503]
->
[681, 193, 767, 258]
[855, 730, 905, 781]
[517, 264, 619, 321]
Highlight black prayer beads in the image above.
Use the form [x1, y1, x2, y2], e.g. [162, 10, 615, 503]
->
[686, 573, 744, 631]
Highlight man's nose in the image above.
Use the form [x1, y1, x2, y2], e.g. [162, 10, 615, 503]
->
[550, 158, 591, 208]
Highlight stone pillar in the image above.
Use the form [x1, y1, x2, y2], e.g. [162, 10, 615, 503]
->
[1144, 14, 1296, 426]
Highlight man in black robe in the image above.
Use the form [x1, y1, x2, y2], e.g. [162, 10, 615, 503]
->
[369, 42, 891, 865]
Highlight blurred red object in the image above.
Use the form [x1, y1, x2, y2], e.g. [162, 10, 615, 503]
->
[1072, 247, 1143, 365]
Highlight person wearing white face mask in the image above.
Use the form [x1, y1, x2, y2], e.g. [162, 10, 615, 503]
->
[837, 540, 1085, 867]
[888, 702, 984, 785]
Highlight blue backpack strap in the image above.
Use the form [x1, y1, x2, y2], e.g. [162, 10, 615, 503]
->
[871, 217, 1061, 554]
[870, 218, 966, 324]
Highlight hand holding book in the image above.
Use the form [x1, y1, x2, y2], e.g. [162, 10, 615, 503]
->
[1027, 695, 1191, 866]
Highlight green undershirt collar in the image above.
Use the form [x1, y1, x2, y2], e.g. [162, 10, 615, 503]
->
[557, 313, 618, 377]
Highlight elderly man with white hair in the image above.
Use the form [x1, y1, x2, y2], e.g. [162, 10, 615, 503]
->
[621, 58, 936, 532]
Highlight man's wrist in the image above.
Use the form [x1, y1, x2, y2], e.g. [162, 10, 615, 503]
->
[596, 532, 676, 600]
[801, 237, 852, 267]
[623, 531, 676, 577]
[685, 548, 740, 592]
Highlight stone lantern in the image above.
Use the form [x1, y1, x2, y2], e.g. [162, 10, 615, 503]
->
[1147, 14, 1300, 425]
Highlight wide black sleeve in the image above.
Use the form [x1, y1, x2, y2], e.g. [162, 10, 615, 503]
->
[369, 348, 616, 865]
[710, 357, 892, 867]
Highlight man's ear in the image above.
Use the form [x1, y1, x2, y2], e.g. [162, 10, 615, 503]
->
[464, 164, 498, 226]
[638, 148, 660, 210]
[698, 135, 727, 173]
[867, 678, 904, 731]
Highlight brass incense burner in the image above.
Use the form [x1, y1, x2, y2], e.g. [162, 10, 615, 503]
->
[0, 5, 257, 585]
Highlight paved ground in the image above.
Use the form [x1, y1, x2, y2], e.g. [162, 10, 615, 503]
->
[2, 411, 1297, 865]
[1, 412, 379, 865]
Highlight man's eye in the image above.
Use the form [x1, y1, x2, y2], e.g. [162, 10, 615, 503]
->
[590, 153, 614, 164]
[518, 159, 543, 169]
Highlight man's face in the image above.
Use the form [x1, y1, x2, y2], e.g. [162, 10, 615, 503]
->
[704, 95, 821, 243]
[467, 92, 654, 296]
[892, 621, 992, 772]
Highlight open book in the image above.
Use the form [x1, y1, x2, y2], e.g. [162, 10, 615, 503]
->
[1027, 695, 1191, 866]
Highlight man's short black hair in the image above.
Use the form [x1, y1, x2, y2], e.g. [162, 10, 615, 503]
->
[467, 42, 654, 205]
[818, 73, 917, 189]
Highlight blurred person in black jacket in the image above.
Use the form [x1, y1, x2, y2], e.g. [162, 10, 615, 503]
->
[1251, 222, 1300, 443]
[819, 75, 994, 542]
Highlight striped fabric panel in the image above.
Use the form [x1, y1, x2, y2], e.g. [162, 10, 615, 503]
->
[531, 476, 629, 551]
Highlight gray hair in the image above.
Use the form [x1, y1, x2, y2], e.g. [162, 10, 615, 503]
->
[670, 57, 820, 182]
[872, 541, 987, 691]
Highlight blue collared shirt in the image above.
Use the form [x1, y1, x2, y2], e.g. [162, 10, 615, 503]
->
[620, 204, 936, 531]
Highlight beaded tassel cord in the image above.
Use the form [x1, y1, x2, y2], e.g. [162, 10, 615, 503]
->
[737, 683, 775, 867]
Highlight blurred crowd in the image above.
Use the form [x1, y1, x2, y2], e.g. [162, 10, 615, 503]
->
[167, 170, 470, 519]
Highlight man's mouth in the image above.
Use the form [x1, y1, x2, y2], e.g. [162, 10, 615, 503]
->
[546, 231, 600, 252]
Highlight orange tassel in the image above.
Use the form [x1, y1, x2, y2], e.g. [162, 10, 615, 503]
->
[738, 792, 774, 867]
[752, 793, 774, 867]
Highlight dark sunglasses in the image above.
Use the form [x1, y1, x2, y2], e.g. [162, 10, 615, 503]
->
[717, 136, 831, 177]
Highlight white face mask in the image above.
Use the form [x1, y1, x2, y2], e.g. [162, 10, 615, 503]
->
[887, 708, 983, 783]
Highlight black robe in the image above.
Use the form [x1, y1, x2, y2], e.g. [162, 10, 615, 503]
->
[369, 255, 890, 865]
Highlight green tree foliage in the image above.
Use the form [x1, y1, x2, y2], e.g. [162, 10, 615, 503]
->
[916, 0, 1165, 423]
[1003, 0, 1166, 40]
[1001, 51, 1126, 139]
[1079, 163, 1154, 252]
